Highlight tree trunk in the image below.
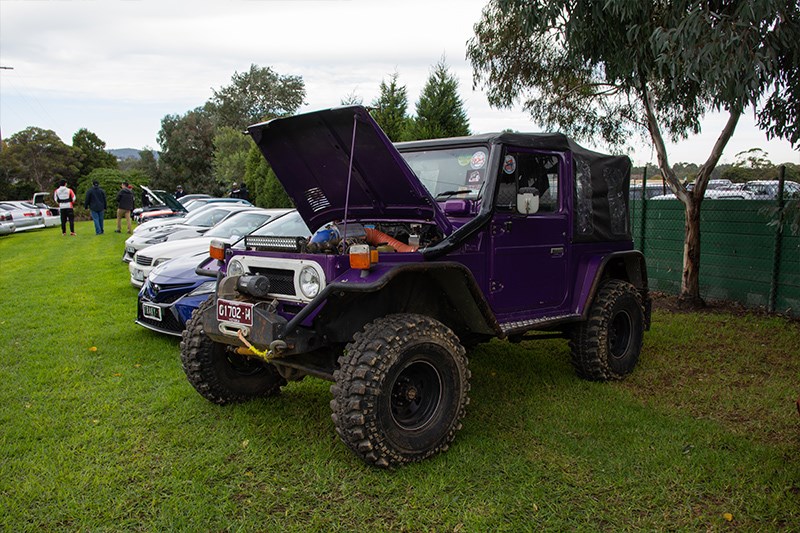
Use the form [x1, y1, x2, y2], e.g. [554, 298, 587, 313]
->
[679, 198, 704, 307]
[639, 81, 741, 307]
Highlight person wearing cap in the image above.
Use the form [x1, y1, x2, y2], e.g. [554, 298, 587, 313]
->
[84, 180, 107, 235]
[115, 181, 135, 234]
[174, 185, 185, 199]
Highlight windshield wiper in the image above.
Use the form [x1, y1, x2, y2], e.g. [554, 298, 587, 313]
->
[435, 190, 466, 199]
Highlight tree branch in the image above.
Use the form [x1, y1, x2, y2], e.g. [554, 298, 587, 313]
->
[692, 109, 741, 202]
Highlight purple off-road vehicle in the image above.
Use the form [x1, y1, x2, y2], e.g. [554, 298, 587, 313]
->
[180, 106, 650, 467]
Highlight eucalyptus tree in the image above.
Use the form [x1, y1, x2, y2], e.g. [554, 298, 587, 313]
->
[209, 64, 306, 130]
[468, 0, 799, 305]
[72, 128, 117, 179]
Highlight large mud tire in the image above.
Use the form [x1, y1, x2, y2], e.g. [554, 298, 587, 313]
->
[570, 279, 644, 381]
[180, 298, 285, 404]
[330, 314, 470, 467]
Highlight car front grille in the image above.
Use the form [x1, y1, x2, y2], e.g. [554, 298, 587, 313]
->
[136, 255, 153, 266]
[248, 267, 296, 296]
[142, 281, 196, 304]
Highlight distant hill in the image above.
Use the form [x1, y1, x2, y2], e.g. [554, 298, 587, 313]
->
[107, 148, 159, 161]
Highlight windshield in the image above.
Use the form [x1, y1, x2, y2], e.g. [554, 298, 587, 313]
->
[400, 146, 489, 199]
[205, 211, 275, 238]
[184, 207, 236, 227]
[250, 211, 310, 237]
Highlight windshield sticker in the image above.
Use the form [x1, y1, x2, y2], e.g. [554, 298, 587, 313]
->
[466, 169, 483, 184]
[503, 155, 516, 174]
[470, 151, 487, 170]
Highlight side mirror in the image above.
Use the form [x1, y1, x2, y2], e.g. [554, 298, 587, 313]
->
[517, 187, 540, 214]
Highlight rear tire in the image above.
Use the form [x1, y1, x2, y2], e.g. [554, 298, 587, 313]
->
[570, 279, 644, 381]
[180, 298, 285, 404]
[330, 314, 470, 467]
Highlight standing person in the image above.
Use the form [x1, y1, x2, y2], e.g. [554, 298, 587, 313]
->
[238, 182, 250, 202]
[54, 179, 77, 236]
[230, 183, 241, 198]
[115, 181, 135, 234]
[174, 185, 185, 199]
[84, 180, 107, 235]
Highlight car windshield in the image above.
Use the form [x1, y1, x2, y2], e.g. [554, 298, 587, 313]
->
[183, 207, 235, 227]
[249, 211, 310, 238]
[204, 211, 275, 239]
[400, 146, 489, 199]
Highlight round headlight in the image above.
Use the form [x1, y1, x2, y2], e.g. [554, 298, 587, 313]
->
[227, 258, 246, 277]
[299, 266, 321, 299]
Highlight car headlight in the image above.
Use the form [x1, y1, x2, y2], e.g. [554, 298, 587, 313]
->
[153, 257, 170, 267]
[299, 266, 321, 299]
[227, 258, 246, 276]
[189, 280, 217, 296]
[146, 236, 168, 244]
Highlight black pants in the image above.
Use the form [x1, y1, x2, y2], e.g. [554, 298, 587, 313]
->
[60, 208, 75, 234]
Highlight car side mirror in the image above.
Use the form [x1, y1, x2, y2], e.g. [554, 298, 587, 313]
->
[517, 187, 540, 214]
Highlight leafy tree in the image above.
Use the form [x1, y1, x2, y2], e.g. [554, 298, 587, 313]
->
[468, 0, 800, 305]
[0, 127, 80, 195]
[244, 144, 292, 208]
[130, 148, 161, 183]
[411, 58, 470, 140]
[213, 126, 254, 193]
[157, 108, 217, 194]
[371, 72, 411, 142]
[72, 128, 117, 178]
[209, 64, 306, 130]
[75, 168, 150, 216]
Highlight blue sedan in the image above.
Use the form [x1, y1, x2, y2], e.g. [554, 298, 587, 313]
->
[136, 210, 310, 336]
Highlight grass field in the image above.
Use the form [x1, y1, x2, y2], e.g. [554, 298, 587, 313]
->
[1, 220, 798, 531]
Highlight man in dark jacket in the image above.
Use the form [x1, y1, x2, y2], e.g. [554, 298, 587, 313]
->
[84, 180, 107, 235]
[115, 181, 135, 234]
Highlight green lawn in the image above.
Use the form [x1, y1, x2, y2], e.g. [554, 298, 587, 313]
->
[1, 220, 798, 531]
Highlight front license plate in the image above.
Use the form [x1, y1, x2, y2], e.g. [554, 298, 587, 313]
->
[217, 299, 253, 326]
[132, 268, 145, 281]
[125, 246, 136, 255]
[142, 303, 162, 322]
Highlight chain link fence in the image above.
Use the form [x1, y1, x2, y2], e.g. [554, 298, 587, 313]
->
[629, 167, 800, 316]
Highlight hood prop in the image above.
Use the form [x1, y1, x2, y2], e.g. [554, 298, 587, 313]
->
[340, 112, 359, 253]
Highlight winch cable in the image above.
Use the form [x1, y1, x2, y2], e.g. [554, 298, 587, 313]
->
[237, 329, 273, 361]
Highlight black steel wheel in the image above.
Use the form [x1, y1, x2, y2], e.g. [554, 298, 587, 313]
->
[570, 279, 644, 381]
[330, 314, 470, 467]
[180, 298, 285, 404]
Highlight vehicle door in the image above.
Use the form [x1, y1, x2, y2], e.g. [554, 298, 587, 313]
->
[488, 148, 570, 316]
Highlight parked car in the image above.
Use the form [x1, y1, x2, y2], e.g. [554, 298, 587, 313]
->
[742, 180, 800, 200]
[178, 194, 211, 205]
[629, 183, 669, 200]
[0, 202, 46, 231]
[122, 204, 256, 262]
[0, 208, 15, 235]
[650, 189, 756, 200]
[128, 208, 290, 287]
[133, 187, 188, 223]
[31, 192, 61, 227]
[136, 210, 309, 335]
[182, 197, 253, 212]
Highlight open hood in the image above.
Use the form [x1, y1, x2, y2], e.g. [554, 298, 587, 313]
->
[141, 186, 187, 214]
[247, 106, 452, 234]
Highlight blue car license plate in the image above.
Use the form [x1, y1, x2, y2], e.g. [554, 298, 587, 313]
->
[142, 303, 162, 322]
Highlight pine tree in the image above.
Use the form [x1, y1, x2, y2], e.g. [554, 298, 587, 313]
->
[412, 58, 470, 140]
[371, 72, 410, 142]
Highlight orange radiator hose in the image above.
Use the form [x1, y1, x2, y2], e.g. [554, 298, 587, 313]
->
[364, 227, 418, 252]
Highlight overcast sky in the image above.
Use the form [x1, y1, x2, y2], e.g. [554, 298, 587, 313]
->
[1, 0, 797, 166]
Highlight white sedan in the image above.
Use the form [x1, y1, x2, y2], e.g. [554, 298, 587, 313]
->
[129, 208, 290, 286]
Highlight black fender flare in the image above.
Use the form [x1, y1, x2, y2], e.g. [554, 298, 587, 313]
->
[576, 250, 651, 328]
